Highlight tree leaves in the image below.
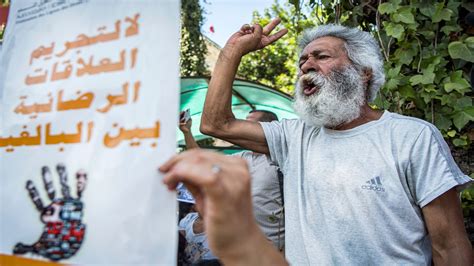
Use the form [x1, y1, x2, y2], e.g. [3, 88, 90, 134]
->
[432, 3, 453, 23]
[181, 0, 208, 76]
[383, 22, 404, 40]
[453, 107, 474, 131]
[409, 71, 435, 86]
[444, 71, 471, 93]
[378, 0, 401, 14]
[392, 7, 415, 24]
[448, 37, 474, 62]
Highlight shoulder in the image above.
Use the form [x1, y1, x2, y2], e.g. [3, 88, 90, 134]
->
[381, 112, 456, 161]
[384, 111, 441, 138]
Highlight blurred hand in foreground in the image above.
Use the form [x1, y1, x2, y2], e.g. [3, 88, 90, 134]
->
[160, 150, 287, 265]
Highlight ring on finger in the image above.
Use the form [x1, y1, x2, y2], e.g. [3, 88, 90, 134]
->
[211, 164, 221, 174]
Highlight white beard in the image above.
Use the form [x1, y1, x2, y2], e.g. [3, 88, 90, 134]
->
[293, 66, 366, 128]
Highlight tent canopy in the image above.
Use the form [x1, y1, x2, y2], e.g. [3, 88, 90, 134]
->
[178, 77, 297, 153]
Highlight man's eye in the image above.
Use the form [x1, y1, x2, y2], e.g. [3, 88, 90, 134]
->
[318, 55, 329, 59]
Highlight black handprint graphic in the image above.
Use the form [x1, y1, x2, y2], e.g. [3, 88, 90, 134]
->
[13, 164, 88, 261]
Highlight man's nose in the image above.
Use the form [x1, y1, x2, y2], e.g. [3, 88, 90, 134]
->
[300, 55, 320, 74]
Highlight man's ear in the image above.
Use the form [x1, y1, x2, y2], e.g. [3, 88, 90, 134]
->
[362, 68, 373, 88]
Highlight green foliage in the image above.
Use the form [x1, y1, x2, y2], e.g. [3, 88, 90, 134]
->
[462, 182, 474, 217]
[449, 37, 474, 62]
[180, 0, 208, 76]
[370, 0, 473, 151]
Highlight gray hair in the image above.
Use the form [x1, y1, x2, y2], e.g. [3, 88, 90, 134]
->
[298, 24, 385, 102]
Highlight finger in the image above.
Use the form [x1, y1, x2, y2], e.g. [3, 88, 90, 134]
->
[56, 163, 71, 198]
[163, 159, 224, 199]
[41, 166, 55, 200]
[13, 243, 34, 254]
[76, 170, 87, 198]
[163, 160, 213, 188]
[265, 28, 288, 45]
[262, 18, 282, 35]
[240, 23, 252, 33]
[252, 23, 263, 37]
[159, 150, 197, 172]
[26, 180, 44, 211]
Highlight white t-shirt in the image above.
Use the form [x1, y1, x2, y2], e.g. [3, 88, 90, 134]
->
[261, 110, 472, 265]
[178, 212, 217, 263]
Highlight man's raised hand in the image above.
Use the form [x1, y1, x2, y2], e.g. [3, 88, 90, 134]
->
[225, 18, 288, 56]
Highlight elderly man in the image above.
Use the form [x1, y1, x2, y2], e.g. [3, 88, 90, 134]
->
[192, 18, 473, 265]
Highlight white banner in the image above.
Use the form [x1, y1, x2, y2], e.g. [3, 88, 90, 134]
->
[0, 0, 179, 264]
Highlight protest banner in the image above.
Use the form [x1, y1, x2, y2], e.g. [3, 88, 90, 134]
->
[0, 0, 180, 264]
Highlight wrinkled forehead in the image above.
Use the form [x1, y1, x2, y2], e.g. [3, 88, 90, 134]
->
[300, 36, 347, 56]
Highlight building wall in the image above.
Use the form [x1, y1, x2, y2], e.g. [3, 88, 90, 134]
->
[203, 35, 221, 75]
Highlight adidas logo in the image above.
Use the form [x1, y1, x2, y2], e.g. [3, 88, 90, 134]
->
[361, 176, 385, 192]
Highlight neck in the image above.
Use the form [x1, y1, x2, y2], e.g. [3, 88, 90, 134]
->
[329, 104, 383, 130]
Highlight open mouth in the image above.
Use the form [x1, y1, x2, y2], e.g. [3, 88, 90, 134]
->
[301, 77, 319, 96]
[303, 84, 318, 96]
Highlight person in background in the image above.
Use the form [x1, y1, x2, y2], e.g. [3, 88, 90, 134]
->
[178, 204, 220, 266]
[178, 110, 285, 251]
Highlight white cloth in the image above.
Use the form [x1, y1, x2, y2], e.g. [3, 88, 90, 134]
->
[261, 110, 472, 265]
[178, 212, 217, 263]
[235, 151, 284, 250]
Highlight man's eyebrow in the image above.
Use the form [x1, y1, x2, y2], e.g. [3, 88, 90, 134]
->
[299, 49, 325, 60]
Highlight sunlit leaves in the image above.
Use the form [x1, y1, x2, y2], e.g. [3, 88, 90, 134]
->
[181, 0, 208, 76]
[378, 0, 401, 14]
[432, 3, 453, 23]
[392, 7, 415, 24]
[383, 22, 404, 40]
[453, 106, 474, 131]
[448, 38, 474, 62]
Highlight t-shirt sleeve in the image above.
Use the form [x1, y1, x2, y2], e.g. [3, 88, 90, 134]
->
[408, 125, 473, 207]
[260, 120, 289, 168]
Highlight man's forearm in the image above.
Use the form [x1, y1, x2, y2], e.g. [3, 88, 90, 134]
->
[432, 241, 473, 265]
[201, 47, 243, 135]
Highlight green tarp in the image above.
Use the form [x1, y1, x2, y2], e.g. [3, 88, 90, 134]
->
[178, 77, 297, 154]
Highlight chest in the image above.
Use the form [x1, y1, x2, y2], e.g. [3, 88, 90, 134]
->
[284, 135, 414, 209]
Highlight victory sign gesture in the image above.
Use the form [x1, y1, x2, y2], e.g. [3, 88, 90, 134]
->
[225, 18, 288, 56]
